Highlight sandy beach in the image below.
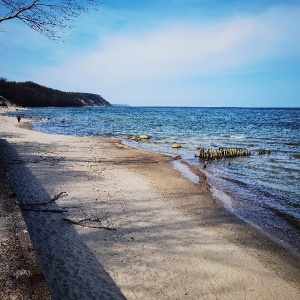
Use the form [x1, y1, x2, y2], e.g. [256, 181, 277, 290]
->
[0, 107, 300, 299]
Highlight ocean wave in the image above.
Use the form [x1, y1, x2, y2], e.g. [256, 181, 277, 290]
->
[266, 206, 300, 229]
[285, 142, 300, 147]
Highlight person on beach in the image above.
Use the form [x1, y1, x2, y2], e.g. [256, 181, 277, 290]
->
[17, 115, 21, 123]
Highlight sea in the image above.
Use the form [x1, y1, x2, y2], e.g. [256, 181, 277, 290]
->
[9, 106, 300, 253]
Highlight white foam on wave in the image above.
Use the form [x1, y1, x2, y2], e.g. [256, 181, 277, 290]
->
[229, 135, 246, 139]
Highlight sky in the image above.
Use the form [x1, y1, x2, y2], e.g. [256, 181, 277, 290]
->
[0, 0, 300, 107]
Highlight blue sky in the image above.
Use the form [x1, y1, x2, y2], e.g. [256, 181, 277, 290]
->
[0, 0, 300, 107]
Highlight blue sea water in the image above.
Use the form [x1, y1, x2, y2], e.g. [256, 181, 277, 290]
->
[10, 107, 300, 252]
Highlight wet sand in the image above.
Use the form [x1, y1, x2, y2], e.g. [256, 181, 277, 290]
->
[1, 107, 300, 299]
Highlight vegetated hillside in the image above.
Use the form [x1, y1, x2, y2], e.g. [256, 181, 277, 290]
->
[0, 78, 111, 107]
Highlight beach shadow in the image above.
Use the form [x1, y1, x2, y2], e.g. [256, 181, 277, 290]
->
[1, 137, 299, 298]
[0, 139, 126, 300]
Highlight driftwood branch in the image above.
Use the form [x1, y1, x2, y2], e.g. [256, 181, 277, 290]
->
[18, 191, 115, 230]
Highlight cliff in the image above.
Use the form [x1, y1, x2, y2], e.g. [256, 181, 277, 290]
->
[0, 78, 111, 107]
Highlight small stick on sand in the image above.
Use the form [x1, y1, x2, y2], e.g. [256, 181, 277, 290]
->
[62, 213, 116, 230]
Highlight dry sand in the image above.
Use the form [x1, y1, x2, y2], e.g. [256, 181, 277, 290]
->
[1, 107, 300, 299]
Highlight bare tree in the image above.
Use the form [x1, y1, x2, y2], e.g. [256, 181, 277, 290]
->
[0, 0, 103, 40]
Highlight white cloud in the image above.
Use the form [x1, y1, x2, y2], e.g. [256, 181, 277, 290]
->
[32, 5, 300, 104]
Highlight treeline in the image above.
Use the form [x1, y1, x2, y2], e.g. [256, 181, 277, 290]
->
[0, 78, 111, 107]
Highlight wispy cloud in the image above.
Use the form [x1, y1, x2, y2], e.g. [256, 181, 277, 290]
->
[36, 6, 299, 80]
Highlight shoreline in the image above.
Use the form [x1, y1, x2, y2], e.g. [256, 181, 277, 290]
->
[1, 106, 300, 299]
[12, 108, 300, 255]
[10, 106, 300, 254]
